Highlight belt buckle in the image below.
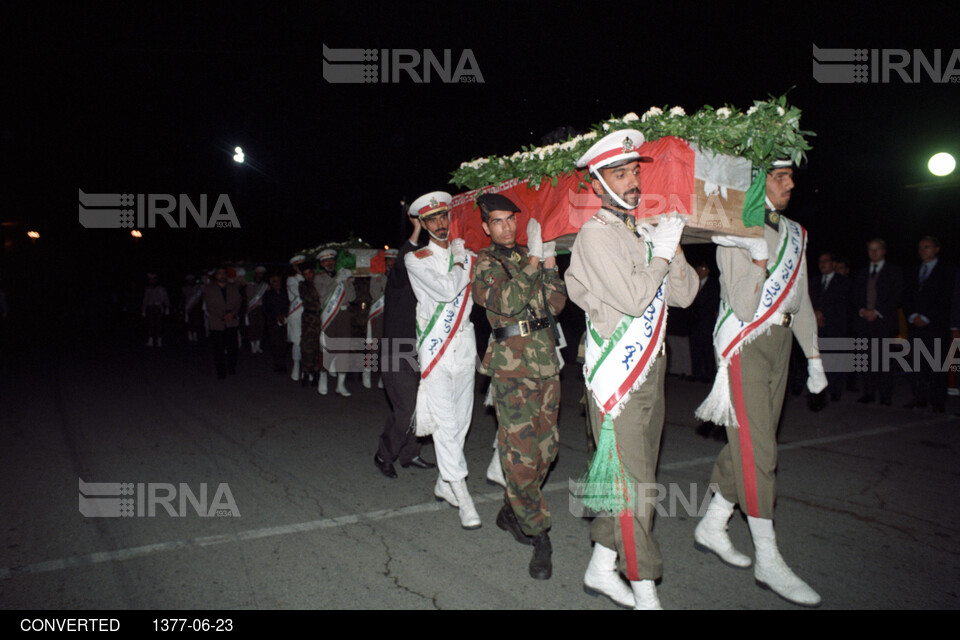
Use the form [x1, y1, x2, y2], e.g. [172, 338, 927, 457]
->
[518, 320, 530, 337]
[780, 313, 792, 327]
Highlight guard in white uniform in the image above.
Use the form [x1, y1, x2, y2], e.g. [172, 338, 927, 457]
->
[405, 191, 480, 530]
[286, 255, 307, 382]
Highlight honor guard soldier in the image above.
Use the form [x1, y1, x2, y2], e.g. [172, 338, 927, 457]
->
[364, 248, 395, 389]
[315, 248, 356, 396]
[286, 255, 307, 382]
[694, 159, 826, 607]
[405, 191, 480, 530]
[565, 129, 698, 609]
[471, 192, 567, 580]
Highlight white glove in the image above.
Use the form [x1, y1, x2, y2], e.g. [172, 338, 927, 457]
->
[640, 212, 685, 262]
[712, 234, 768, 261]
[336, 268, 352, 283]
[526, 218, 543, 259]
[807, 358, 828, 394]
[451, 238, 467, 265]
[542, 241, 557, 260]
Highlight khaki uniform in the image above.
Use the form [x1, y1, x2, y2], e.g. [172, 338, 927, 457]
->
[565, 208, 698, 581]
[472, 243, 567, 536]
[315, 270, 357, 372]
[710, 215, 818, 519]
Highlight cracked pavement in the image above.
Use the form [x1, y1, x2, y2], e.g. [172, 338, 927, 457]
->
[1, 334, 957, 610]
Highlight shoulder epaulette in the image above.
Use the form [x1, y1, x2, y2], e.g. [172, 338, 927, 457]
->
[414, 248, 433, 259]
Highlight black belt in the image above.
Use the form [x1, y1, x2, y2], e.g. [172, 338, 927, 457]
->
[493, 317, 551, 340]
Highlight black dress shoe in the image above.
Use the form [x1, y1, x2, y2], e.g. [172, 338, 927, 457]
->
[529, 532, 552, 580]
[374, 454, 398, 479]
[497, 505, 534, 546]
[400, 456, 436, 470]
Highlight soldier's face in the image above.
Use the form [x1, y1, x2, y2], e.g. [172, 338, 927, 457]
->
[766, 168, 794, 211]
[594, 161, 641, 209]
[320, 258, 336, 273]
[482, 210, 517, 247]
[422, 211, 450, 242]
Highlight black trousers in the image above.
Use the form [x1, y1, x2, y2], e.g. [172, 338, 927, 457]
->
[211, 327, 238, 378]
[266, 321, 288, 369]
[377, 365, 422, 464]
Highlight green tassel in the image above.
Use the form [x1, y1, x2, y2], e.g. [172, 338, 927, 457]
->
[579, 413, 630, 514]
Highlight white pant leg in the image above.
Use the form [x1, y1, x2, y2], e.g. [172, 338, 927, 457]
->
[424, 329, 476, 482]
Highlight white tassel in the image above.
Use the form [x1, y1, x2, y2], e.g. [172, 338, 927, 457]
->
[694, 361, 739, 428]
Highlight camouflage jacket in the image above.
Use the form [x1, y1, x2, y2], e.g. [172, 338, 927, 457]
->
[299, 280, 322, 325]
[472, 243, 567, 379]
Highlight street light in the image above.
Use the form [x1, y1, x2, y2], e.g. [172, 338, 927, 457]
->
[26, 230, 39, 239]
[928, 152, 956, 177]
[233, 146, 245, 164]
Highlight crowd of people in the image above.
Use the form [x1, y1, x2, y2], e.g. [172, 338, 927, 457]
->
[132, 127, 958, 610]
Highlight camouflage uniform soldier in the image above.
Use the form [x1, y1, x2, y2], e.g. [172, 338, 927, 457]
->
[471, 193, 567, 581]
[299, 263, 323, 387]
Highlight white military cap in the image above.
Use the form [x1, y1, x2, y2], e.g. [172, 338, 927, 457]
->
[384, 248, 399, 259]
[770, 158, 794, 169]
[289, 254, 307, 264]
[318, 248, 337, 261]
[575, 129, 653, 172]
[255, 265, 267, 273]
[409, 191, 452, 218]
[235, 267, 246, 278]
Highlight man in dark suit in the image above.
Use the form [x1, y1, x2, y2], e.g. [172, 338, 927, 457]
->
[809, 251, 852, 407]
[689, 260, 720, 384]
[204, 265, 243, 379]
[852, 238, 903, 405]
[373, 212, 436, 478]
[903, 236, 954, 412]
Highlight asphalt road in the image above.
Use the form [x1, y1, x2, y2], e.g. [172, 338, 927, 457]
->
[1, 330, 958, 610]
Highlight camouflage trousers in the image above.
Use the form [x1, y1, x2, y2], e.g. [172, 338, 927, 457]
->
[491, 374, 560, 536]
[300, 318, 321, 374]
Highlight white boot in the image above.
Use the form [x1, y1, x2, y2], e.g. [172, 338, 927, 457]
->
[630, 580, 663, 610]
[434, 476, 458, 507]
[583, 544, 635, 608]
[450, 479, 481, 530]
[336, 373, 351, 397]
[362, 370, 372, 389]
[748, 516, 821, 607]
[377, 376, 384, 389]
[290, 360, 300, 382]
[317, 372, 328, 395]
[486, 444, 506, 487]
[694, 492, 751, 568]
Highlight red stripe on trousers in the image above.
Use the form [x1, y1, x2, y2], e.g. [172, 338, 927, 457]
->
[619, 511, 640, 582]
[729, 353, 760, 518]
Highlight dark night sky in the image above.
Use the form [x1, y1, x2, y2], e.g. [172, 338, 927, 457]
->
[2, 2, 959, 299]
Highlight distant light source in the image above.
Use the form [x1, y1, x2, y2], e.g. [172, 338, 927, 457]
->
[26, 230, 40, 239]
[233, 146, 245, 163]
[928, 152, 956, 177]
[131, 229, 143, 238]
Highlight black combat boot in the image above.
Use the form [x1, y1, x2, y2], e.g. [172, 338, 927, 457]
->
[529, 532, 552, 580]
[496, 504, 533, 546]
